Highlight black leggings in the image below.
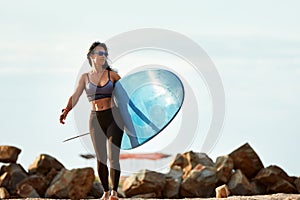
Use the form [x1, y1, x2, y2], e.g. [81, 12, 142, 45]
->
[89, 109, 123, 191]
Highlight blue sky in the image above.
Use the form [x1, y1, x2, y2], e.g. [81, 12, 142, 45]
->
[1, 0, 300, 176]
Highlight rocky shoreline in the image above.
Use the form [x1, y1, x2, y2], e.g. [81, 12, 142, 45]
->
[1, 143, 300, 199]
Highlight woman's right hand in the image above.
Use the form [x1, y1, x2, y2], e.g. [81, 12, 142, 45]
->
[60, 74, 85, 125]
[59, 110, 68, 124]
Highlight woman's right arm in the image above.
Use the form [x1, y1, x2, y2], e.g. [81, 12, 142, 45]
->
[59, 73, 86, 124]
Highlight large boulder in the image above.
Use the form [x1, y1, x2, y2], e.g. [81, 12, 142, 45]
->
[254, 165, 295, 185]
[228, 169, 252, 195]
[163, 166, 183, 198]
[170, 151, 214, 178]
[0, 163, 28, 195]
[254, 165, 297, 194]
[229, 143, 264, 179]
[28, 154, 64, 176]
[0, 146, 21, 163]
[215, 155, 234, 184]
[180, 164, 218, 198]
[45, 167, 94, 200]
[17, 174, 48, 197]
[122, 169, 166, 198]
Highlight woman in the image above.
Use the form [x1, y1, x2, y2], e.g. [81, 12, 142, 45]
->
[59, 42, 123, 200]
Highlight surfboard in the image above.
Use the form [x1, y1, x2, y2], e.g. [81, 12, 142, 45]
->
[111, 69, 185, 150]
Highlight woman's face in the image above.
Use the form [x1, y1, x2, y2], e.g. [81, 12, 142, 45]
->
[90, 46, 107, 67]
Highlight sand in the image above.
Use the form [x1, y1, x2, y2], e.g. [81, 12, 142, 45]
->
[5, 193, 300, 200]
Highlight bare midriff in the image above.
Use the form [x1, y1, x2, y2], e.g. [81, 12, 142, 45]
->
[91, 97, 114, 111]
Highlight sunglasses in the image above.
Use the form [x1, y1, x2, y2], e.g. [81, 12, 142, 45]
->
[92, 51, 108, 56]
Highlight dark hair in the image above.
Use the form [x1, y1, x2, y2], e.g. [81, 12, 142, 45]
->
[87, 41, 113, 71]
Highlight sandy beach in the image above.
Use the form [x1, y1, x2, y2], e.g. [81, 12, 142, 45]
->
[2, 194, 300, 200]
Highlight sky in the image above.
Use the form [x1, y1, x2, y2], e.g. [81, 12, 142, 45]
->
[1, 0, 300, 176]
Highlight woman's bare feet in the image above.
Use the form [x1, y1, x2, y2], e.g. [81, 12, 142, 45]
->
[109, 190, 118, 200]
[100, 191, 110, 200]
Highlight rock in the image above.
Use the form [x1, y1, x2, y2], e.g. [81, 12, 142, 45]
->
[87, 181, 104, 198]
[228, 169, 252, 195]
[0, 165, 6, 176]
[68, 173, 95, 200]
[254, 165, 295, 186]
[0, 187, 10, 199]
[6, 163, 28, 175]
[295, 177, 300, 193]
[17, 174, 48, 197]
[0, 163, 28, 195]
[170, 151, 214, 178]
[132, 192, 157, 198]
[45, 168, 59, 185]
[45, 167, 94, 200]
[250, 180, 267, 195]
[163, 166, 183, 198]
[0, 146, 21, 163]
[268, 179, 297, 194]
[17, 183, 40, 198]
[28, 154, 64, 176]
[215, 184, 230, 198]
[215, 155, 234, 184]
[180, 164, 217, 198]
[117, 187, 125, 198]
[170, 153, 187, 167]
[254, 165, 297, 194]
[0, 172, 10, 187]
[229, 143, 264, 179]
[122, 169, 166, 197]
[290, 176, 298, 183]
